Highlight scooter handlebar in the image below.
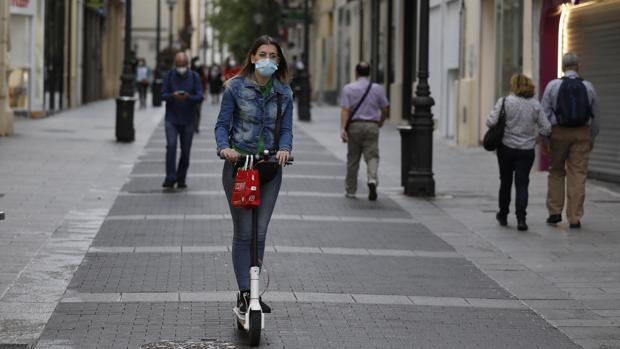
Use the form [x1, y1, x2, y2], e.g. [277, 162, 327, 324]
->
[217, 150, 294, 165]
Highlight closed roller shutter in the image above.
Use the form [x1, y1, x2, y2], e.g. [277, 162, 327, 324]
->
[565, 0, 620, 183]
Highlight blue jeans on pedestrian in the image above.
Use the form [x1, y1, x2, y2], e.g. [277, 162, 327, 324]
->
[497, 144, 535, 219]
[165, 121, 194, 184]
[222, 161, 282, 291]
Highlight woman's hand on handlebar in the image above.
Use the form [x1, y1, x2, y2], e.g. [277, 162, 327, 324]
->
[275, 150, 290, 166]
[220, 148, 239, 163]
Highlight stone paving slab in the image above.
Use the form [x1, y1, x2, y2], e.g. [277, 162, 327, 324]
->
[30, 104, 589, 348]
[108, 192, 411, 219]
[66, 252, 511, 299]
[92, 219, 453, 251]
[120, 175, 347, 194]
[36, 302, 580, 349]
[130, 161, 346, 177]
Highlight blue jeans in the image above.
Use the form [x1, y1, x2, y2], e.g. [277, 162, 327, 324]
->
[222, 161, 282, 291]
[165, 121, 194, 184]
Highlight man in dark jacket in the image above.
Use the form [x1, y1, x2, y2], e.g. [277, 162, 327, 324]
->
[161, 52, 204, 189]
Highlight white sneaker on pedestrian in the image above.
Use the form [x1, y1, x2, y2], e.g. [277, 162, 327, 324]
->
[345, 192, 356, 198]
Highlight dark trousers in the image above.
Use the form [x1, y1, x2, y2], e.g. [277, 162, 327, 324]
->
[165, 121, 194, 184]
[137, 83, 148, 108]
[497, 145, 535, 219]
[194, 102, 203, 133]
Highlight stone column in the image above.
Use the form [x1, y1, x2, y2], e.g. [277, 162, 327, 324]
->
[0, 0, 14, 136]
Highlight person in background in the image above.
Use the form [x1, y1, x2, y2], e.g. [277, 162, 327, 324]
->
[208, 64, 224, 105]
[136, 58, 151, 109]
[486, 74, 551, 231]
[191, 57, 208, 133]
[161, 52, 204, 189]
[339, 62, 389, 201]
[541, 52, 600, 229]
[223, 57, 241, 81]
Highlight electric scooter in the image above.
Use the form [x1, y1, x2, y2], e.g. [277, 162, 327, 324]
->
[221, 151, 292, 347]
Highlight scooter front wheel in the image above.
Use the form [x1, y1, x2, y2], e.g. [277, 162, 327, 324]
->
[249, 310, 262, 347]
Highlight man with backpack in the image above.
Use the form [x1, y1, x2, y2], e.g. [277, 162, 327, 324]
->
[541, 52, 600, 228]
[340, 62, 390, 201]
[161, 52, 204, 189]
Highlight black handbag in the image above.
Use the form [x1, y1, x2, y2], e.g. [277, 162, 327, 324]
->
[483, 97, 507, 151]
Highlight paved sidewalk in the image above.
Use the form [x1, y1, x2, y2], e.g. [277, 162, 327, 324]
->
[0, 100, 163, 346]
[301, 105, 620, 349]
[30, 103, 585, 348]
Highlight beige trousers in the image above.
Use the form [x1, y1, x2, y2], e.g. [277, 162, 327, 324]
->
[346, 122, 380, 194]
[547, 125, 591, 224]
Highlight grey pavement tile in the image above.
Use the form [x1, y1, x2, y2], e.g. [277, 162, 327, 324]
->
[61, 292, 121, 303]
[465, 298, 525, 309]
[107, 192, 412, 219]
[294, 292, 354, 303]
[182, 246, 229, 253]
[66, 252, 512, 299]
[273, 246, 322, 254]
[409, 296, 470, 307]
[179, 291, 236, 302]
[88, 246, 135, 253]
[368, 249, 415, 257]
[36, 302, 581, 349]
[320, 247, 370, 255]
[134, 246, 182, 253]
[92, 218, 453, 253]
[121, 292, 179, 302]
[351, 294, 412, 305]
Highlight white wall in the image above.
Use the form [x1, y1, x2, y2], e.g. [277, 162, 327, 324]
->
[429, 0, 460, 139]
[132, 0, 171, 68]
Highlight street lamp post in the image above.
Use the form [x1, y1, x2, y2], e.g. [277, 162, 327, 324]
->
[406, 0, 435, 196]
[297, 0, 311, 121]
[115, 0, 136, 142]
[398, 0, 416, 187]
[168, 0, 177, 49]
[152, 0, 163, 107]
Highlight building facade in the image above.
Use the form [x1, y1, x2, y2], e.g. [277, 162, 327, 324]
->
[304, 0, 619, 183]
[0, 0, 13, 135]
[542, 0, 620, 182]
[3, 0, 125, 119]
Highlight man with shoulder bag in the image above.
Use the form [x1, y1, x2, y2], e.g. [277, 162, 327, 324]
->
[541, 52, 600, 229]
[340, 62, 390, 201]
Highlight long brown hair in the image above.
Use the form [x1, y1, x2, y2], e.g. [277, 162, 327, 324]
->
[238, 35, 289, 83]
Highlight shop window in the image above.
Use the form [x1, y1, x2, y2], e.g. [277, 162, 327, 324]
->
[495, 0, 524, 97]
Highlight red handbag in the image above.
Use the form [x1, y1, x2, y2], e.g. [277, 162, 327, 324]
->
[231, 156, 261, 208]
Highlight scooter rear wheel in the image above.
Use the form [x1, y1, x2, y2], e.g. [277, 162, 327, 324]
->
[249, 310, 261, 347]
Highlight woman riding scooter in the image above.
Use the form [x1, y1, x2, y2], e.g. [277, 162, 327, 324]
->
[214, 35, 293, 315]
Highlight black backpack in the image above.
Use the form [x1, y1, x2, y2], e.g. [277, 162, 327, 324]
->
[555, 77, 591, 127]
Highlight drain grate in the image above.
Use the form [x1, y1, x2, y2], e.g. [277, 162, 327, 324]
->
[140, 340, 236, 349]
[0, 344, 31, 349]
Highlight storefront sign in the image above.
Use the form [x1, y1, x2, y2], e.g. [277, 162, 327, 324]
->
[10, 0, 35, 16]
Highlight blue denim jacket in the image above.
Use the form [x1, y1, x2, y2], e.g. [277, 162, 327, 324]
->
[214, 76, 293, 153]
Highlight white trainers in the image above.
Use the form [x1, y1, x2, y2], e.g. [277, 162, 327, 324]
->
[345, 192, 356, 198]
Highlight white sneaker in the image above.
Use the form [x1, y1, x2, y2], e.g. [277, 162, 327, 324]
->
[345, 193, 356, 198]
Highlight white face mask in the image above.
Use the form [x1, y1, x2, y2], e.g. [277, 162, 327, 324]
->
[176, 67, 188, 75]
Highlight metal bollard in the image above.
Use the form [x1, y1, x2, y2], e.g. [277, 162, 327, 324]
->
[0, 211, 5, 220]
